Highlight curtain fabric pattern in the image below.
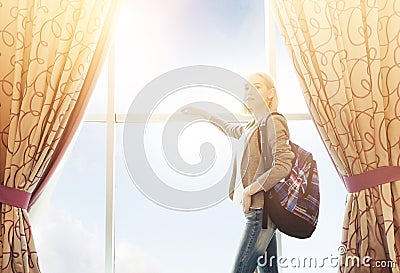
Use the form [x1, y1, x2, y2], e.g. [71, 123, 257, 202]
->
[0, 0, 116, 272]
[272, 1, 400, 272]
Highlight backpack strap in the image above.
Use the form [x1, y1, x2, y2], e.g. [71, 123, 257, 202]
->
[257, 112, 285, 151]
[303, 158, 315, 197]
[262, 199, 269, 229]
[258, 112, 288, 229]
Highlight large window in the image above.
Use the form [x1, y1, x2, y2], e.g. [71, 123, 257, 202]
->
[31, 1, 347, 273]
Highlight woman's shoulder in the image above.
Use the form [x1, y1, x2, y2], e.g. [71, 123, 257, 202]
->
[269, 113, 289, 132]
[272, 112, 287, 123]
[260, 112, 287, 125]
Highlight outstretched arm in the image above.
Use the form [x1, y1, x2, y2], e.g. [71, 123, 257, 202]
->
[182, 106, 244, 139]
[209, 115, 244, 139]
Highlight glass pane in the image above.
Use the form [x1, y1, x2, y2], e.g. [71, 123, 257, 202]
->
[275, 24, 309, 114]
[116, 122, 243, 273]
[32, 123, 106, 273]
[86, 58, 108, 115]
[116, 119, 347, 273]
[114, 0, 267, 114]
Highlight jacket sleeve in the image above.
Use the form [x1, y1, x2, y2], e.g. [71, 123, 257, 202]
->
[209, 115, 244, 139]
[249, 115, 295, 194]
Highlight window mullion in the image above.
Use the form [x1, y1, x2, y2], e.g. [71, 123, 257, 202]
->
[105, 43, 116, 273]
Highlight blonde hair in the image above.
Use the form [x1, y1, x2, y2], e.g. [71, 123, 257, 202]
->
[243, 72, 279, 114]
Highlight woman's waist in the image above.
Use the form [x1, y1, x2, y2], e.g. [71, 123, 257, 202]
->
[251, 191, 264, 208]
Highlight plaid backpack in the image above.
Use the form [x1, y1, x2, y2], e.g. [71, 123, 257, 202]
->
[259, 113, 320, 239]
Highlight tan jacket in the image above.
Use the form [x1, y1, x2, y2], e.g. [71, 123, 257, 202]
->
[210, 114, 295, 208]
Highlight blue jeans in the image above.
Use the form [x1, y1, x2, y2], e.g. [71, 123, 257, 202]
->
[231, 208, 278, 273]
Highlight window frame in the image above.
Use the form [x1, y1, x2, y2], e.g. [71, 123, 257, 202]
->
[82, 1, 312, 272]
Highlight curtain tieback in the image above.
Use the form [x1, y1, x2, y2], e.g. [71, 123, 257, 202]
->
[343, 166, 400, 193]
[0, 184, 31, 209]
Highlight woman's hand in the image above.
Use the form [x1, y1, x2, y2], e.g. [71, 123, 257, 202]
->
[242, 186, 252, 213]
[242, 182, 264, 213]
[181, 106, 211, 120]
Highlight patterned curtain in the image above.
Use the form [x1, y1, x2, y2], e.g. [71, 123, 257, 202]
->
[272, 0, 400, 272]
[0, 0, 118, 272]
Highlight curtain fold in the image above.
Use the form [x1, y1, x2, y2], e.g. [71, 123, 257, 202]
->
[0, 0, 118, 272]
[272, 0, 400, 272]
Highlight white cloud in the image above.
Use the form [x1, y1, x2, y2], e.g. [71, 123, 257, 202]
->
[116, 241, 161, 273]
[32, 208, 103, 273]
[31, 207, 161, 273]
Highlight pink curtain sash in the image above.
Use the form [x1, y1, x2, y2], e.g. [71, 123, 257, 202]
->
[343, 166, 400, 193]
[0, 184, 31, 209]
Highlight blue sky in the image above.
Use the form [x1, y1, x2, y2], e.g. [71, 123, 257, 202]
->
[30, 1, 348, 272]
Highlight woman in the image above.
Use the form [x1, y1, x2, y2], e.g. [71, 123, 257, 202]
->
[183, 73, 294, 273]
